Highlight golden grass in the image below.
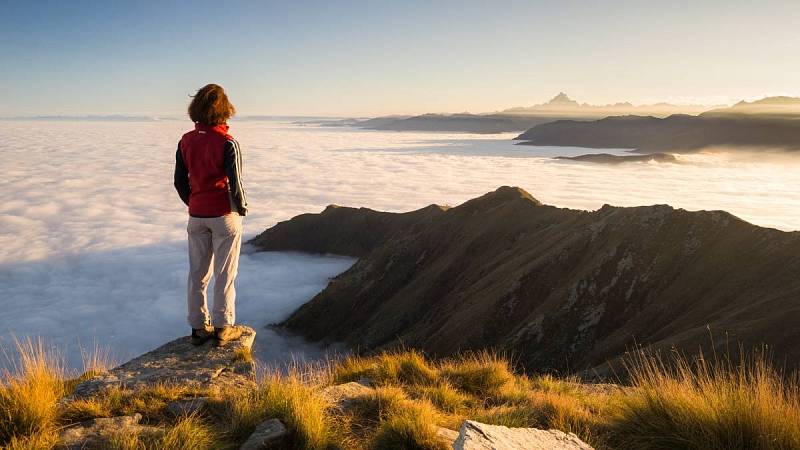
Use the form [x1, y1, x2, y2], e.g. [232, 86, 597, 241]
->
[259, 372, 331, 449]
[60, 383, 205, 424]
[2, 431, 58, 450]
[334, 350, 438, 387]
[99, 414, 216, 450]
[1, 340, 799, 450]
[412, 381, 470, 414]
[608, 349, 800, 450]
[159, 414, 216, 450]
[103, 429, 148, 450]
[0, 339, 65, 446]
[440, 351, 515, 399]
[232, 346, 253, 364]
[370, 404, 449, 450]
[210, 370, 331, 449]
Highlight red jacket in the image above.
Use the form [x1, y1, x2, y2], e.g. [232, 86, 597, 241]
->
[173, 123, 248, 217]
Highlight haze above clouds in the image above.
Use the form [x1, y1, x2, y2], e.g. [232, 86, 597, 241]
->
[2, 1, 800, 116]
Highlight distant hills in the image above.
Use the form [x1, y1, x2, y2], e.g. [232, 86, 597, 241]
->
[501, 92, 712, 117]
[515, 97, 800, 153]
[324, 94, 800, 147]
[335, 93, 718, 134]
[702, 96, 800, 118]
[250, 187, 800, 376]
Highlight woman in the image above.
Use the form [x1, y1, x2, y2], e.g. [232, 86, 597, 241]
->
[174, 84, 248, 346]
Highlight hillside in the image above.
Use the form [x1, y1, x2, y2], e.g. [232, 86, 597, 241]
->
[515, 113, 800, 153]
[250, 187, 800, 375]
[356, 113, 559, 134]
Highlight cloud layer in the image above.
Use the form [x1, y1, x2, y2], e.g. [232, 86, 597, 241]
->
[0, 120, 798, 370]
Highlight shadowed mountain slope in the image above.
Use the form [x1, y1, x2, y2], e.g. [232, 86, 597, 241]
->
[249, 187, 800, 375]
[515, 110, 800, 153]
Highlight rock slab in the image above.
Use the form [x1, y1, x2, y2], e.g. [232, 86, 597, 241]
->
[73, 326, 256, 397]
[57, 413, 162, 449]
[240, 418, 288, 450]
[453, 420, 594, 450]
[322, 381, 373, 410]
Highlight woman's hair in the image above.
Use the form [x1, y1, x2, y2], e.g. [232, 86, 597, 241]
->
[188, 84, 236, 125]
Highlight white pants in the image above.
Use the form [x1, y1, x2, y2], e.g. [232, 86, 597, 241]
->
[186, 214, 243, 329]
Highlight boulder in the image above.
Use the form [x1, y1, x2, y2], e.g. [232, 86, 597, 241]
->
[240, 418, 288, 450]
[73, 326, 256, 397]
[57, 413, 162, 449]
[453, 420, 594, 450]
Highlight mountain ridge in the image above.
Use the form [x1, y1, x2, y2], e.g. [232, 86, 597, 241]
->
[249, 187, 800, 376]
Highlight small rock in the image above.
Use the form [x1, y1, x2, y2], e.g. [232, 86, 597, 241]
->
[453, 420, 594, 450]
[57, 413, 163, 450]
[322, 381, 373, 410]
[165, 397, 209, 416]
[240, 418, 288, 450]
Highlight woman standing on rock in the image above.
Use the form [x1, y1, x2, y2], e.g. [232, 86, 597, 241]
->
[173, 84, 248, 346]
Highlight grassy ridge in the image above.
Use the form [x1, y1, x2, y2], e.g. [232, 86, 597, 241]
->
[1, 343, 798, 449]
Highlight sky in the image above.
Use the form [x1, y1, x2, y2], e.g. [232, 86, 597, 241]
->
[1, 0, 799, 117]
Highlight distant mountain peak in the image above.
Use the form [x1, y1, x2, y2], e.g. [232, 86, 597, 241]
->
[465, 186, 543, 208]
[499, 93, 712, 117]
[545, 92, 579, 107]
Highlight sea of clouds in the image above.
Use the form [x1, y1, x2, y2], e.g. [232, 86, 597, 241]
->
[1, 120, 798, 371]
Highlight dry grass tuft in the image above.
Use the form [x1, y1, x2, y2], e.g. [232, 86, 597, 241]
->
[412, 381, 470, 414]
[348, 385, 411, 424]
[335, 350, 438, 387]
[370, 402, 449, 450]
[0, 339, 65, 446]
[211, 370, 331, 449]
[609, 349, 800, 450]
[103, 429, 147, 450]
[159, 414, 216, 450]
[2, 431, 58, 450]
[60, 383, 202, 424]
[3, 338, 799, 450]
[440, 351, 514, 398]
[259, 371, 331, 449]
[333, 355, 376, 384]
[233, 347, 253, 364]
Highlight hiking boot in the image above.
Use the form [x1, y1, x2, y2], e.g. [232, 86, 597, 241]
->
[190, 326, 214, 346]
[214, 326, 243, 347]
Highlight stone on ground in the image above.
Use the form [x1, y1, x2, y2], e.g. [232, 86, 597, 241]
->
[453, 420, 594, 450]
[240, 418, 288, 450]
[56, 413, 162, 450]
[73, 326, 256, 397]
[322, 380, 374, 410]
